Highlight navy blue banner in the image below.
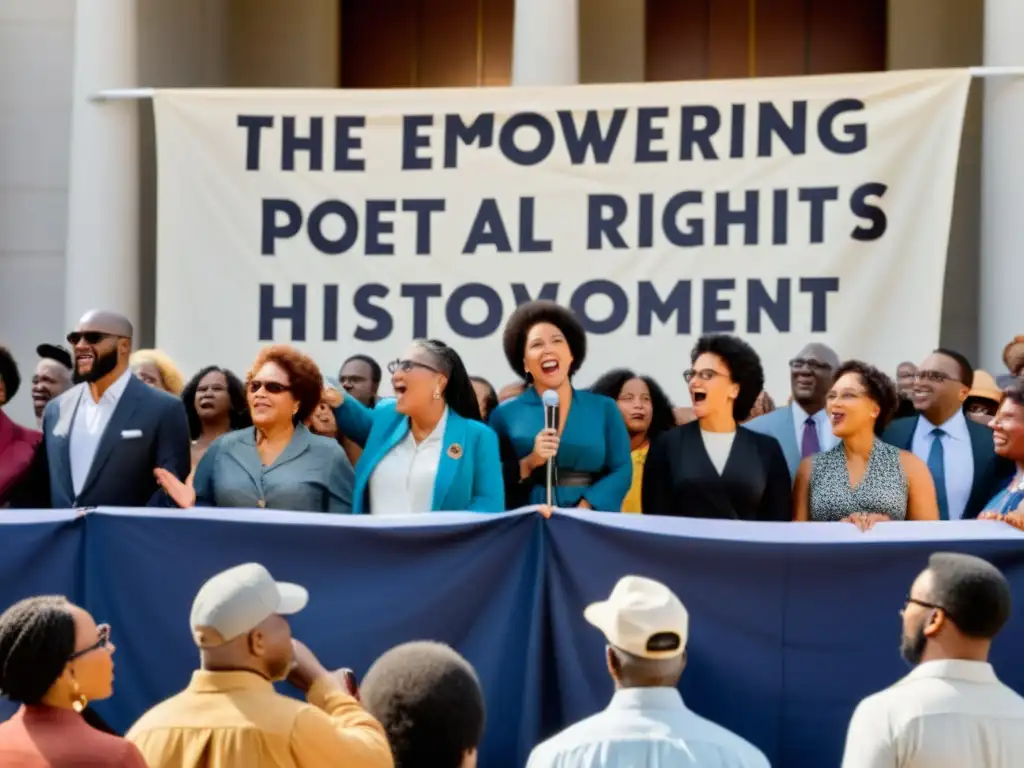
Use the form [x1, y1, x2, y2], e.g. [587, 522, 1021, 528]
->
[1, 508, 1022, 767]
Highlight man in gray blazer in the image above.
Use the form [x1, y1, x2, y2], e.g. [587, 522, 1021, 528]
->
[39, 310, 190, 508]
[746, 343, 840, 481]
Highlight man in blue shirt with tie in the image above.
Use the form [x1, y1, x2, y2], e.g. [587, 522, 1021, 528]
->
[526, 576, 769, 768]
[883, 349, 1013, 520]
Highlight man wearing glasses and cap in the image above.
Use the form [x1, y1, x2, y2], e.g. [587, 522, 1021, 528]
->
[527, 576, 769, 768]
[128, 563, 392, 768]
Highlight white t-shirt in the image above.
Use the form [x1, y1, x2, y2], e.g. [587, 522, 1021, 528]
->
[701, 429, 736, 475]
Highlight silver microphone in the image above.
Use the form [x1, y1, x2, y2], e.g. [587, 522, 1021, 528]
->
[541, 389, 559, 507]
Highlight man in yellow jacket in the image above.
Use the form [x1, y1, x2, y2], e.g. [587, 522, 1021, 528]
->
[127, 563, 392, 768]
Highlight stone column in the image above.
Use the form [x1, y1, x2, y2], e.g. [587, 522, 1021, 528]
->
[979, 0, 1024, 370]
[65, 0, 140, 331]
[511, 0, 579, 85]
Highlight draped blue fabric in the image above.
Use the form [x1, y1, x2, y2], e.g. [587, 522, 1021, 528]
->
[1, 508, 1022, 768]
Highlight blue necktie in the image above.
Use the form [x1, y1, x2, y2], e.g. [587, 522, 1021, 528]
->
[927, 428, 949, 520]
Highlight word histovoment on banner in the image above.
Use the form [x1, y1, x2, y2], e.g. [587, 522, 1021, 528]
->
[153, 70, 969, 398]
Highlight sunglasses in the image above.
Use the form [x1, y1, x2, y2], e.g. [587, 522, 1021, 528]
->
[66, 331, 119, 346]
[69, 624, 112, 660]
[249, 380, 290, 395]
[387, 359, 440, 375]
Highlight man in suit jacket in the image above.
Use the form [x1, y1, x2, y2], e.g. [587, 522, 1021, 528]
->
[883, 348, 1014, 520]
[40, 310, 190, 508]
[746, 342, 840, 480]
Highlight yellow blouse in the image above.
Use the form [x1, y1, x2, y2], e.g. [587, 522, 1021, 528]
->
[622, 444, 649, 513]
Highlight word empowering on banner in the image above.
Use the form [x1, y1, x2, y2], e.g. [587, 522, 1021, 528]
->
[153, 70, 969, 398]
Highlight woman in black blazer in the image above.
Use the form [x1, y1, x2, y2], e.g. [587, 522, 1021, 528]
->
[642, 334, 792, 521]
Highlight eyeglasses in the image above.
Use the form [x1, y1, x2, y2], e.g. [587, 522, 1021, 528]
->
[915, 370, 953, 384]
[683, 369, 725, 383]
[789, 358, 833, 372]
[902, 596, 953, 620]
[388, 359, 440, 375]
[249, 380, 290, 395]
[66, 331, 118, 346]
[69, 624, 111, 660]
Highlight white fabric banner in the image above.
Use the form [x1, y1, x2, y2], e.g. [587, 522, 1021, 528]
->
[153, 70, 970, 401]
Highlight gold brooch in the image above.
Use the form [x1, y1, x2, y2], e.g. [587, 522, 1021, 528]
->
[447, 443, 463, 459]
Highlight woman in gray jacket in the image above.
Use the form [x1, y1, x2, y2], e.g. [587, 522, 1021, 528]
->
[156, 345, 354, 513]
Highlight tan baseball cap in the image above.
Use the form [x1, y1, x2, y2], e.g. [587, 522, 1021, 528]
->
[584, 576, 688, 659]
[190, 563, 308, 648]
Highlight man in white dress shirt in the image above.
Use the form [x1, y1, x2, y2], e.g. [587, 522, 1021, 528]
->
[745, 342, 840, 480]
[883, 349, 1014, 519]
[842, 552, 1024, 767]
[526, 576, 770, 768]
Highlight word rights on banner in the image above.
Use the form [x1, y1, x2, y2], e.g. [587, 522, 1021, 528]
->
[153, 70, 969, 397]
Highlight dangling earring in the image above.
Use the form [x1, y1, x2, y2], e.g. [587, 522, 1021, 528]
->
[70, 678, 87, 714]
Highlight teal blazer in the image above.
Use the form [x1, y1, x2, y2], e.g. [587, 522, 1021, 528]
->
[333, 397, 504, 515]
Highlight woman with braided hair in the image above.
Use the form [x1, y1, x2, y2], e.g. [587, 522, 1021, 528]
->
[0, 595, 146, 766]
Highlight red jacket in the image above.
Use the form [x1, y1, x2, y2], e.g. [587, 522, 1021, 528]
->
[0, 410, 42, 504]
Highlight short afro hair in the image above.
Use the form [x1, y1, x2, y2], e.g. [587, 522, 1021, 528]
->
[502, 301, 586, 380]
[934, 348, 974, 388]
[341, 354, 382, 385]
[0, 596, 76, 704]
[832, 360, 898, 434]
[1004, 376, 1024, 408]
[0, 346, 21, 404]
[361, 641, 485, 768]
[926, 552, 1011, 639]
[690, 334, 764, 422]
[247, 345, 324, 424]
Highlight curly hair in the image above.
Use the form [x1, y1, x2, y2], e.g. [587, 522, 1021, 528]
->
[247, 345, 324, 424]
[361, 641, 485, 768]
[129, 349, 185, 395]
[832, 360, 899, 434]
[589, 369, 676, 444]
[502, 301, 586, 380]
[0, 595, 76, 705]
[469, 376, 499, 421]
[181, 366, 252, 439]
[0, 346, 20, 404]
[690, 334, 764, 422]
[415, 340, 482, 421]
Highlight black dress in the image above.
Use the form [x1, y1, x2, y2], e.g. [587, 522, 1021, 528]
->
[641, 421, 792, 521]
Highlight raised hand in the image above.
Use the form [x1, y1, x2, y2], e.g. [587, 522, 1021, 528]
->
[154, 468, 196, 508]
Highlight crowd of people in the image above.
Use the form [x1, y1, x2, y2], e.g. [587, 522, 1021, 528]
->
[1, 302, 1023, 529]
[0, 555, 1020, 768]
[1, 303, 1024, 766]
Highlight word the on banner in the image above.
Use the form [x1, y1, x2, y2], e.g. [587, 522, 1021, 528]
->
[153, 71, 969, 397]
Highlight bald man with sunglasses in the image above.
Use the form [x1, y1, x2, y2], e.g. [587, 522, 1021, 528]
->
[36, 309, 190, 508]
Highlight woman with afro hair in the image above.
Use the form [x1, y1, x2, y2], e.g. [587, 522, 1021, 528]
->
[489, 301, 632, 511]
[642, 334, 792, 520]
